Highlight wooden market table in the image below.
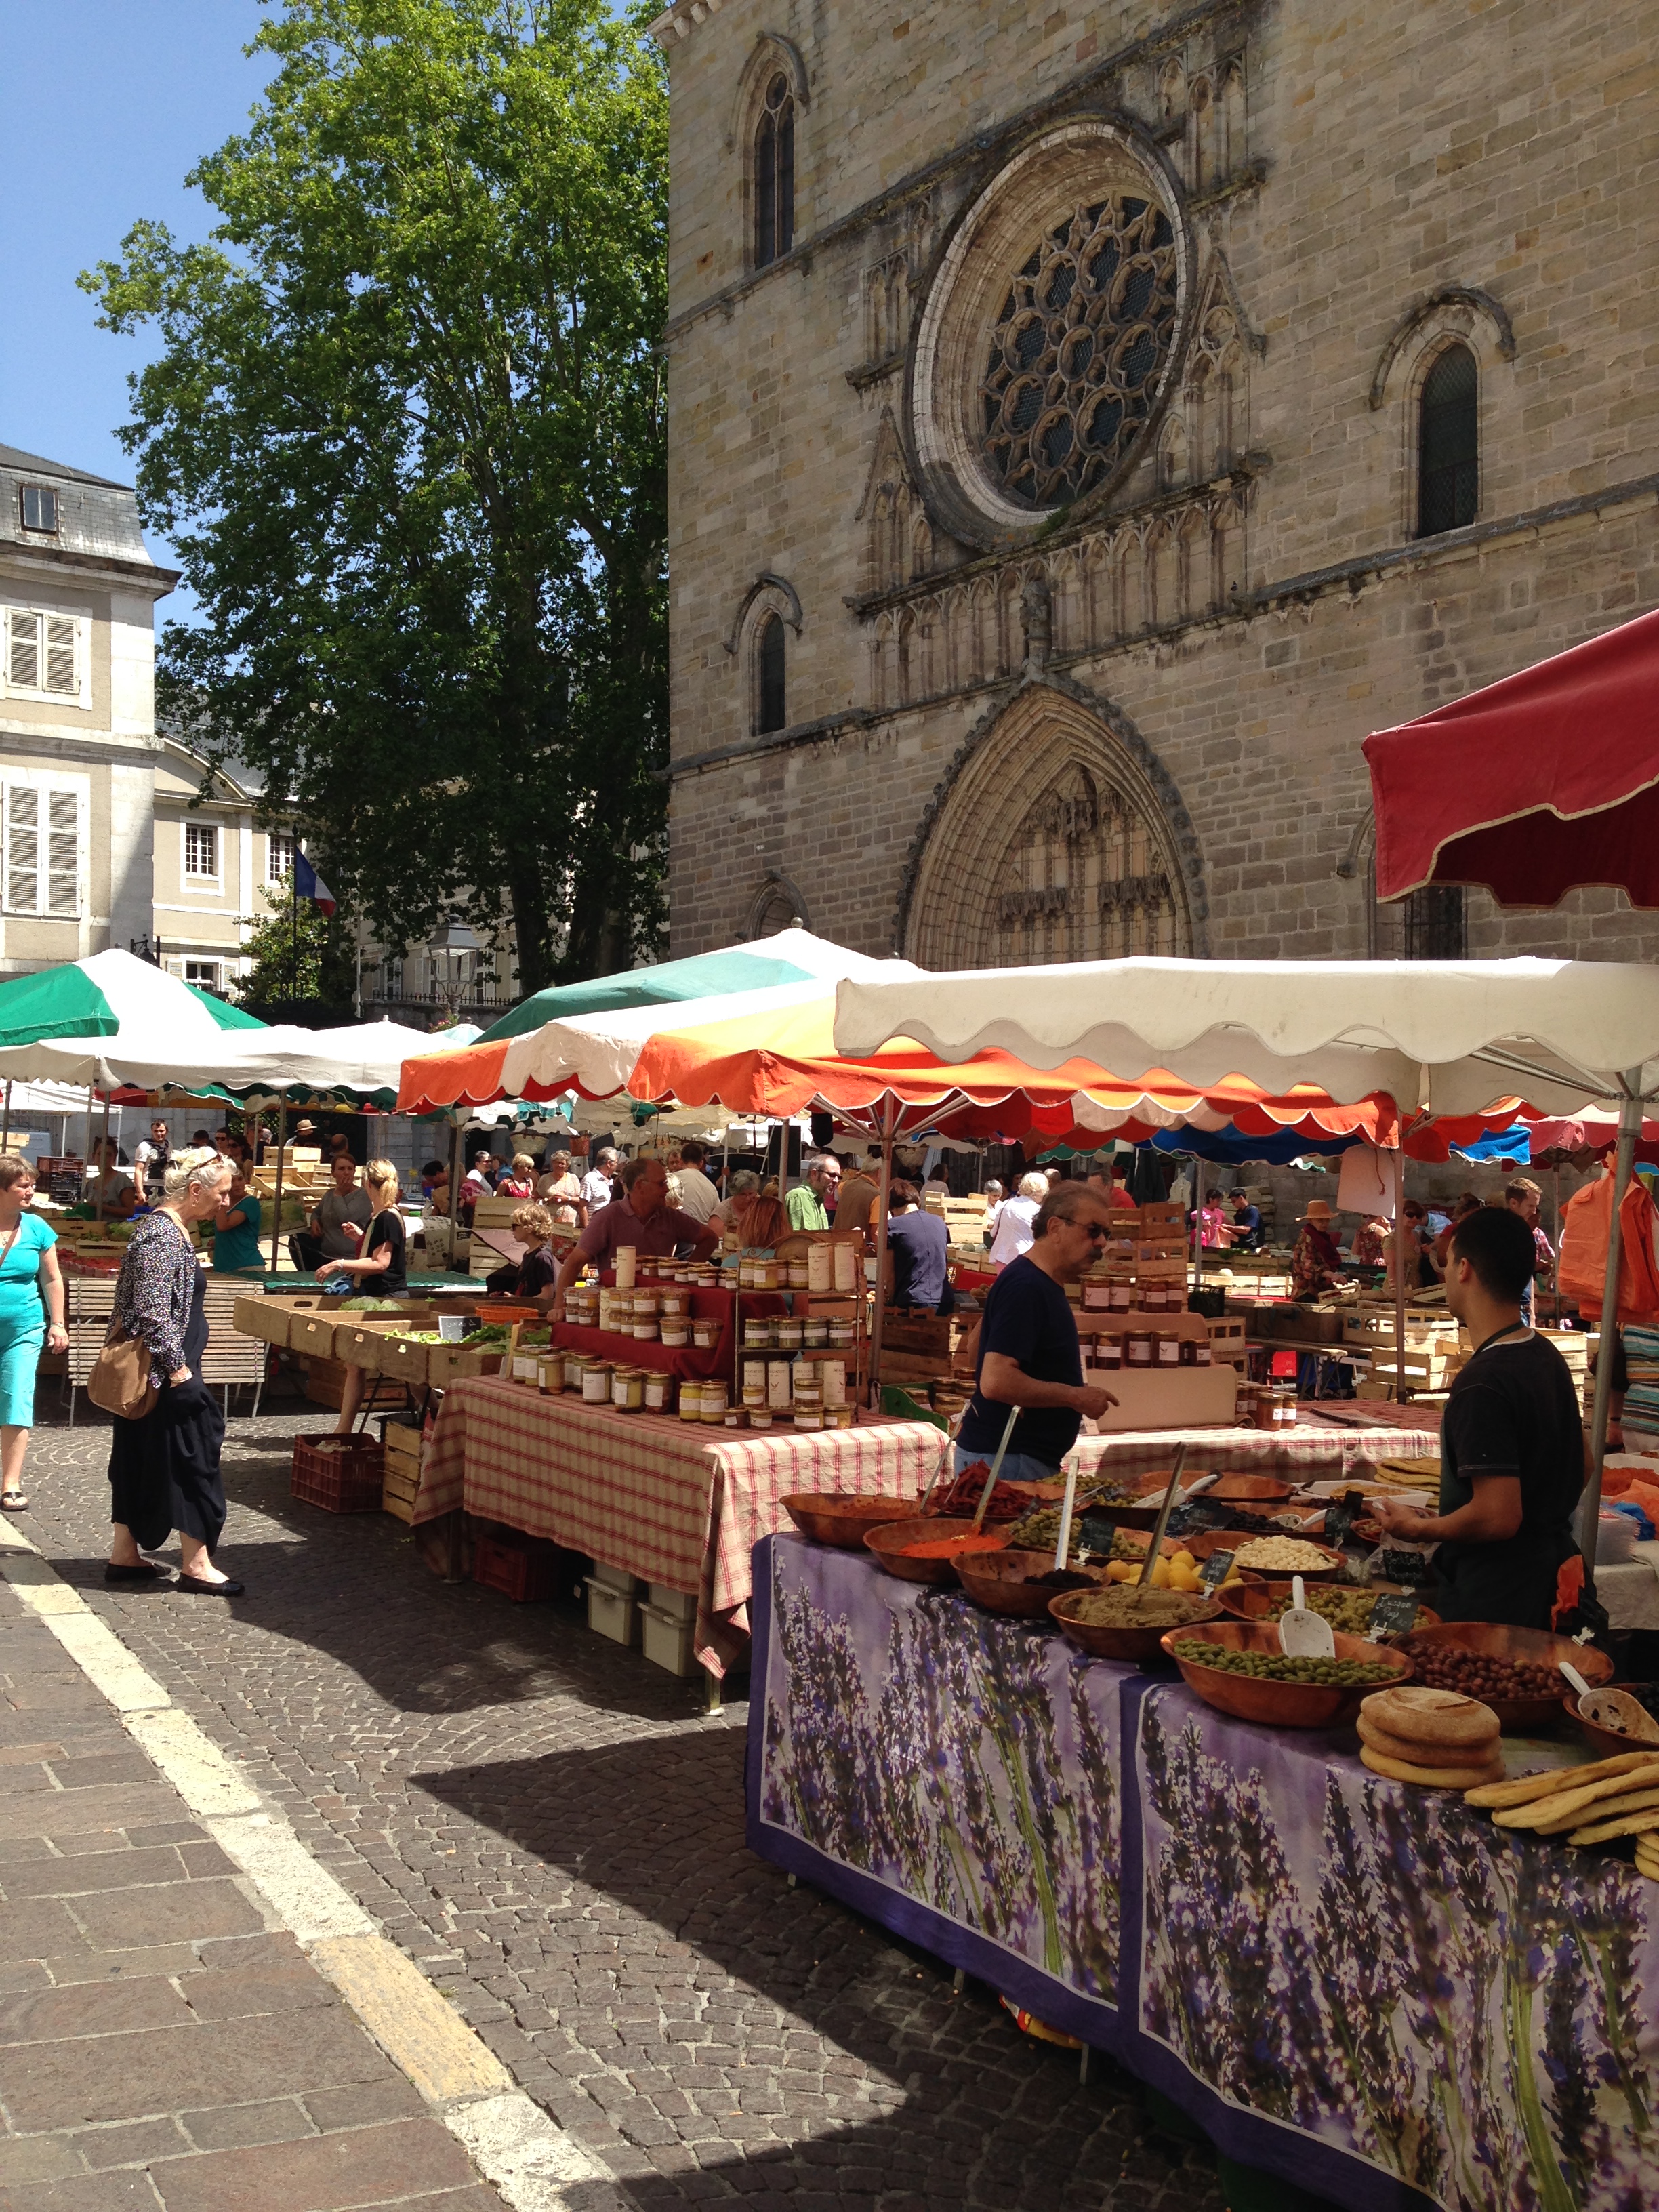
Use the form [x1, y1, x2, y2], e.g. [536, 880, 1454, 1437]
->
[411, 1376, 945, 1680]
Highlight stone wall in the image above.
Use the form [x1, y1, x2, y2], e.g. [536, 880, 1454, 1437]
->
[657, 0, 1659, 962]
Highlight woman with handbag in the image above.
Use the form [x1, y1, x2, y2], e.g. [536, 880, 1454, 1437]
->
[0, 1155, 68, 1513]
[105, 1148, 241, 1593]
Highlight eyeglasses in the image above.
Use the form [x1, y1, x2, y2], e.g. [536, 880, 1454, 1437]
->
[1078, 1220, 1109, 1241]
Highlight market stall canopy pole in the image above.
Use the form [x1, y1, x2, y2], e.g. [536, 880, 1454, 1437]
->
[1364, 607, 1659, 906]
[831, 956, 1659, 1122]
[1581, 1077, 1643, 1580]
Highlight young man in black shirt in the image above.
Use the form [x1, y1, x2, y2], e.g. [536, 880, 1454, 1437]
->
[954, 1183, 1119, 1480]
[1373, 1204, 1586, 1629]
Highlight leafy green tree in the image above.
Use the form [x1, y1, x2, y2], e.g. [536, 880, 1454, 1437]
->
[84, 0, 668, 995]
[235, 884, 361, 1017]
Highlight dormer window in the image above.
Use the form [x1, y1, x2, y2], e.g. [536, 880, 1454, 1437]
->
[19, 485, 59, 535]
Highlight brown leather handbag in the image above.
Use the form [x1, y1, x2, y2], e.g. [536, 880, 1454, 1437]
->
[88, 1322, 153, 1420]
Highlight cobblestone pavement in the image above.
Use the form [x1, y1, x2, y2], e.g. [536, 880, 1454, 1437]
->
[0, 1577, 499, 2210]
[9, 1391, 1226, 2212]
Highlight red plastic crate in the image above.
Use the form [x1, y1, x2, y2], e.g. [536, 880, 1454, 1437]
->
[291, 1433, 385, 1513]
[472, 1534, 564, 1603]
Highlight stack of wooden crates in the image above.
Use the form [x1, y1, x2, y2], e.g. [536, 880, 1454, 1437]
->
[380, 1412, 424, 1521]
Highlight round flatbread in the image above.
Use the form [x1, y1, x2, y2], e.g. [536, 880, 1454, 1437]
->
[1356, 1713, 1494, 1769]
[1360, 1744, 1504, 1791]
[1364, 1685, 1500, 1748]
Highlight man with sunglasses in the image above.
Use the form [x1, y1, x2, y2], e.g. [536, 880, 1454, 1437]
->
[953, 1182, 1119, 1481]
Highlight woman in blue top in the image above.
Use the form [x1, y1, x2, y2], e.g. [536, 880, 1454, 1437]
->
[0, 1155, 68, 1513]
[210, 1165, 264, 1273]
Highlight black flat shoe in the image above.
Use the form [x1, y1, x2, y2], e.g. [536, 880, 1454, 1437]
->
[105, 1561, 161, 1583]
[175, 1572, 245, 1597]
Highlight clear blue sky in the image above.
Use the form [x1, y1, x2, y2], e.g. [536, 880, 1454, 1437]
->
[0, 2, 276, 611]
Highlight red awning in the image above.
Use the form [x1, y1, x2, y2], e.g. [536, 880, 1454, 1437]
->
[1363, 605, 1659, 905]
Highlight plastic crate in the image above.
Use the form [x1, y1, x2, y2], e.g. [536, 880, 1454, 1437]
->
[640, 1599, 697, 1677]
[473, 1533, 565, 1603]
[291, 1433, 385, 1513]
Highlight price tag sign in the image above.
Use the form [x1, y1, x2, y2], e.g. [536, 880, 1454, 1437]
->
[1166, 1498, 1231, 1538]
[437, 1315, 467, 1343]
[1197, 1549, 1237, 1590]
[1323, 1489, 1367, 1550]
[1367, 1589, 1420, 1639]
[1376, 1547, 1430, 1589]
[1076, 1509, 1118, 1561]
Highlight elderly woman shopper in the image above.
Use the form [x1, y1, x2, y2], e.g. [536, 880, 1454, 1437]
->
[0, 1156, 68, 1513]
[106, 1148, 240, 1594]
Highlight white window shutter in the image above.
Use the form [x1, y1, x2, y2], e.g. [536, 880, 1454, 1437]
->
[44, 619, 77, 696]
[47, 790, 79, 914]
[7, 787, 40, 912]
[7, 613, 39, 691]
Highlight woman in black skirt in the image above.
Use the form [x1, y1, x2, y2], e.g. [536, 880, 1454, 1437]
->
[106, 1147, 242, 1595]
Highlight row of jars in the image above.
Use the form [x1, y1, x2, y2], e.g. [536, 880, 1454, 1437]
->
[729, 1246, 860, 1294]
[1081, 1277, 1190, 1314]
[1084, 1330, 1215, 1370]
[739, 1356, 850, 1412]
[741, 1315, 857, 1352]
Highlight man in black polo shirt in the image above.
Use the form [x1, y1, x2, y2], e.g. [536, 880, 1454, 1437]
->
[1373, 1204, 1586, 1629]
[954, 1183, 1119, 1481]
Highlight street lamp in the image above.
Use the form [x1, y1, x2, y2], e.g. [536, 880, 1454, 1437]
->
[427, 920, 480, 1025]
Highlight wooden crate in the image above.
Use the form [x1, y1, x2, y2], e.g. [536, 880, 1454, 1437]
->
[382, 1458, 422, 1523]
[426, 1343, 506, 1389]
[289, 1310, 343, 1362]
[375, 1334, 431, 1389]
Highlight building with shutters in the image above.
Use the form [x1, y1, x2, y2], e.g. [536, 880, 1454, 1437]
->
[0, 443, 176, 977]
[655, 0, 1659, 970]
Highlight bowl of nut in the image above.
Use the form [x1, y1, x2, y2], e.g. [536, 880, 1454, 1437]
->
[1389, 1622, 1612, 1732]
[1184, 1530, 1349, 1582]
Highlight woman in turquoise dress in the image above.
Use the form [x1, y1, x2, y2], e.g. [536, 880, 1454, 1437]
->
[0, 1155, 68, 1513]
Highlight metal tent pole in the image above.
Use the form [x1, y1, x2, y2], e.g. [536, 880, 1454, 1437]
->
[94, 1086, 112, 1223]
[0, 1079, 11, 1158]
[1192, 1155, 1204, 1296]
[1581, 1078, 1644, 1580]
[268, 1101, 287, 1273]
[1391, 1148, 1408, 1405]
[867, 1098, 896, 1410]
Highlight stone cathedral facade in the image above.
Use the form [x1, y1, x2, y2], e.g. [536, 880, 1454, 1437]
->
[653, 0, 1659, 969]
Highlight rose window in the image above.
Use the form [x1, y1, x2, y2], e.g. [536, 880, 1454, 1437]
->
[979, 195, 1179, 508]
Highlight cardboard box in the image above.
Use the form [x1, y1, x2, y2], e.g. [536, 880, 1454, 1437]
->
[1085, 1363, 1239, 1431]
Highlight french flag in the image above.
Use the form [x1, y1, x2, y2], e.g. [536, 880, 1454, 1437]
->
[295, 850, 336, 917]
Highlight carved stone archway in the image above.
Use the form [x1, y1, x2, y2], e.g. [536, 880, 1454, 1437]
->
[897, 680, 1205, 968]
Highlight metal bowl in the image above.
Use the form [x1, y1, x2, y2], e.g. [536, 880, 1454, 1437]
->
[1184, 1528, 1349, 1582]
[1158, 1619, 1414, 1729]
[863, 1517, 1006, 1586]
[1205, 1473, 1296, 1504]
[1049, 1587, 1227, 1666]
[1560, 1684, 1659, 1759]
[782, 1492, 920, 1549]
[1218, 1579, 1441, 1639]
[954, 1549, 1105, 1620]
[1390, 1621, 1614, 1732]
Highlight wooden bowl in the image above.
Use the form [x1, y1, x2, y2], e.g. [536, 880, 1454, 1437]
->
[1183, 1528, 1349, 1582]
[1218, 1580, 1441, 1639]
[1390, 1622, 1614, 1732]
[1048, 1586, 1227, 1665]
[863, 1517, 1005, 1587]
[954, 1549, 1105, 1620]
[783, 1492, 922, 1549]
[1204, 1473, 1296, 1504]
[1159, 1619, 1414, 1730]
[1560, 1685, 1659, 1759]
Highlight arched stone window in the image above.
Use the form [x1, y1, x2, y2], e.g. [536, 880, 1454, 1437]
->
[754, 73, 794, 268]
[899, 684, 1202, 968]
[756, 613, 787, 733]
[1416, 341, 1478, 536]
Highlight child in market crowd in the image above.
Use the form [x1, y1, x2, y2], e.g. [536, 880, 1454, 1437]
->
[485, 1203, 558, 1299]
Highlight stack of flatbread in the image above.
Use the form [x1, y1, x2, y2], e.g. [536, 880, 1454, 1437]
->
[1465, 1751, 1659, 1877]
[1357, 1687, 1503, 1788]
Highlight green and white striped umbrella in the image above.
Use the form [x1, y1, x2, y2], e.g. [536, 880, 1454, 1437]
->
[0, 949, 264, 1080]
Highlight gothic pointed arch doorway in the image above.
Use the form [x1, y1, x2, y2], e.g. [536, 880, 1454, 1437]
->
[898, 684, 1204, 970]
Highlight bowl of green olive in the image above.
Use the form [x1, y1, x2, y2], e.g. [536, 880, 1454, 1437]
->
[1160, 1619, 1414, 1729]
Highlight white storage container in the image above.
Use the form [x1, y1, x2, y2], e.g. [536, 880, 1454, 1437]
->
[640, 1599, 697, 1677]
[589, 1559, 642, 1596]
[648, 1584, 696, 1624]
[584, 1576, 639, 1646]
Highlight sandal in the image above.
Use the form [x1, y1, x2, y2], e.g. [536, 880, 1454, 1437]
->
[1, 1490, 27, 1513]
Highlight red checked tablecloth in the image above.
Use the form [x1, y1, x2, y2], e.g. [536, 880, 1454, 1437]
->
[1067, 1418, 1439, 1483]
[413, 1378, 945, 1675]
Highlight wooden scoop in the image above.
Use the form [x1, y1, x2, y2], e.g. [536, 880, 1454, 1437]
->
[1279, 1575, 1336, 1660]
[1561, 1662, 1659, 1746]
